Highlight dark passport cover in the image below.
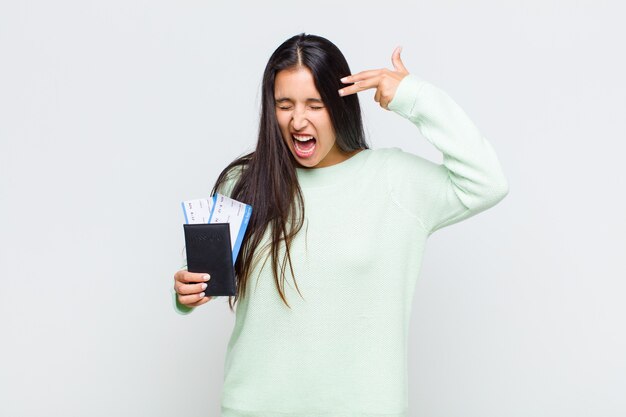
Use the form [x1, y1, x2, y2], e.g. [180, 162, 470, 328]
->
[183, 223, 237, 296]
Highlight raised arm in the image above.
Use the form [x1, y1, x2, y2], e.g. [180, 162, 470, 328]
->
[386, 73, 509, 235]
[339, 47, 509, 236]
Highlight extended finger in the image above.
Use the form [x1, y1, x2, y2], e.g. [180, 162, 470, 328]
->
[339, 75, 381, 97]
[340, 69, 383, 84]
[391, 46, 408, 73]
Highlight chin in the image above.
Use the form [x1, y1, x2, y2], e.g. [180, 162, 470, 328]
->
[294, 157, 318, 169]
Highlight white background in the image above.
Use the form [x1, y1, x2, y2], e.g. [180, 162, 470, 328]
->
[1, 1, 625, 416]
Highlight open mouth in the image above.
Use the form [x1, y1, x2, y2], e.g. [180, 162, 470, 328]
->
[292, 134, 317, 158]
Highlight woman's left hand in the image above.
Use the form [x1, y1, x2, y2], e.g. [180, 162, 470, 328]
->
[338, 46, 409, 110]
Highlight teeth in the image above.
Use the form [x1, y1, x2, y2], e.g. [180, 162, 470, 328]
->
[293, 134, 314, 141]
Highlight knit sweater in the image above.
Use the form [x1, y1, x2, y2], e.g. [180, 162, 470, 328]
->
[173, 73, 509, 417]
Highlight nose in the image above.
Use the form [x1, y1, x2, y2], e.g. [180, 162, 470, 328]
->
[291, 107, 309, 131]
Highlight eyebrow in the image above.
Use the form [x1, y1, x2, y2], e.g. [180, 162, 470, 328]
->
[274, 97, 324, 103]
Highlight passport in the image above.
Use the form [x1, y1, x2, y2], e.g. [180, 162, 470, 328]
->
[180, 193, 253, 297]
[183, 223, 236, 296]
[181, 193, 252, 264]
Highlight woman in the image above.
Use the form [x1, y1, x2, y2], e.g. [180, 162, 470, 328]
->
[173, 33, 508, 417]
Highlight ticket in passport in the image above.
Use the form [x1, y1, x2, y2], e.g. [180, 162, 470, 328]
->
[181, 193, 252, 264]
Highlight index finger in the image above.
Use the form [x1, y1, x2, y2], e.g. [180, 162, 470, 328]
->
[339, 74, 382, 97]
[175, 270, 211, 284]
[340, 69, 383, 84]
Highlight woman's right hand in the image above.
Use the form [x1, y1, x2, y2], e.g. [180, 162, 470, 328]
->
[173, 270, 213, 307]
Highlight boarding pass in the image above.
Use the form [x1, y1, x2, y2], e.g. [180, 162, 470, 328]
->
[181, 193, 253, 264]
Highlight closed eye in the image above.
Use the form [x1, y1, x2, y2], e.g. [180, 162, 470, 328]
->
[276, 105, 324, 110]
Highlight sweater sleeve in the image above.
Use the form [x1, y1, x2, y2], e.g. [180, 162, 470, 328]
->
[172, 165, 243, 315]
[386, 74, 509, 236]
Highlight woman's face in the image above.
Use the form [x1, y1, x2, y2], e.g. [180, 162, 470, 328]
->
[274, 67, 349, 168]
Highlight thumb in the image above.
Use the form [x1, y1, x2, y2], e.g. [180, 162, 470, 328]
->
[392, 46, 408, 74]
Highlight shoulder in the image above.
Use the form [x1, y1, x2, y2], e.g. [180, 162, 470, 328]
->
[369, 147, 447, 196]
[369, 146, 440, 173]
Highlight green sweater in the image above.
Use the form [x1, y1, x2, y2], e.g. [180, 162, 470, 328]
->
[174, 74, 509, 416]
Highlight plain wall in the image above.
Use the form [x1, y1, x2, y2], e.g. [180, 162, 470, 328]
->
[1, 1, 625, 416]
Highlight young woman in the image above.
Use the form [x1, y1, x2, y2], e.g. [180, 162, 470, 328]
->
[173, 33, 508, 417]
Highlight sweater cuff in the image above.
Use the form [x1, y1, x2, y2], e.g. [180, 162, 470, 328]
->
[387, 73, 427, 119]
[173, 262, 194, 315]
[173, 287, 194, 315]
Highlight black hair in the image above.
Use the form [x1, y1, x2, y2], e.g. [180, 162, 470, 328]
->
[212, 33, 369, 311]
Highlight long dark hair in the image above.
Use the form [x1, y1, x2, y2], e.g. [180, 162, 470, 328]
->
[211, 33, 369, 311]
